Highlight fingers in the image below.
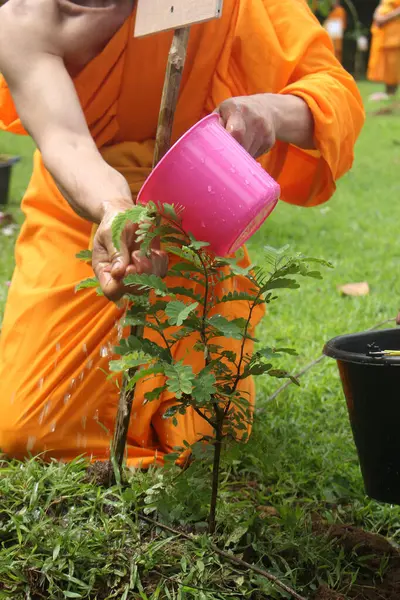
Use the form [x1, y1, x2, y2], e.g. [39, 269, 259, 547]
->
[110, 223, 134, 280]
[217, 100, 248, 146]
[131, 249, 169, 279]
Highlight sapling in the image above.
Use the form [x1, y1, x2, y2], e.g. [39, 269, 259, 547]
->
[77, 202, 330, 533]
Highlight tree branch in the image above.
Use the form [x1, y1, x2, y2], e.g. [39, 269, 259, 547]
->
[140, 514, 308, 600]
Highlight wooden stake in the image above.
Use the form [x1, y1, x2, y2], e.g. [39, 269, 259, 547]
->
[110, 26, 191, 479]
[153, 27, 191, 167]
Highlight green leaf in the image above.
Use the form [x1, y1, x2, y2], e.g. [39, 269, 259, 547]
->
[164, 245, 203, 268]
[167, 286, 203, 302]
[165, 301, 199, 326]
[192, 370, 216, 403]
[241, 362, 273, 378]
[164, 362, 195, 399]
[128, 365, 166, 388]
[219, 290, 259, 303]
[258, 347, 298, 359]
[268, 369, 300, 386]
[116, 336, 170, 362]
[75, 277, 99, 292]
[75, 249, 92, 263]
[160, 203, 181, 222]
[208, 315, 244, 340]
[188, 233, 210, 251]
[53, 543, 61, 561]
[263, 278, 300, 291]
[64, 593, 83, 599]
[168, 326, 198, 343]
[168, 261, 204, 276]
[111, 206, 149, 250]
[124, 273, 168, 296]
[109, 353, 151, 373]
[144, 386, 167, 403]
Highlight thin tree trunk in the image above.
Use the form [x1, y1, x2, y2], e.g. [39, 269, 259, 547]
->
[110, 26, 191, 479]
[208, 411, 224, 534]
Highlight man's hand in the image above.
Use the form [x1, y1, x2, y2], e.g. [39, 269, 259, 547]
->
[216, 93, 315, 157]
[92, 200, 169, 302]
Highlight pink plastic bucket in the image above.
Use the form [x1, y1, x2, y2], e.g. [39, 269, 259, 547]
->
[137, 113, 280, 256]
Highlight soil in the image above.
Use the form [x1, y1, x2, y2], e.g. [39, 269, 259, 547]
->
[84, 461, 114, 486]
[313, 519, 400, 600]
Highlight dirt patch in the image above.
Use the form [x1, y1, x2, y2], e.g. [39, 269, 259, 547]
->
[328, 524, 397, 559]
[84, 461, 113, 486]
[314, 586, 345, 600]
[313, 518, 400, 600]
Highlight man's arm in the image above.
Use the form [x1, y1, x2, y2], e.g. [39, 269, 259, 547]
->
[374, 6, 400, 27]
[0, 0, 168, 300]
[0, 0, 132, 224]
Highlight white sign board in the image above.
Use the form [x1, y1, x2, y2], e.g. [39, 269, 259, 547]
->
[134, 0, 223, 37]
[325, 19, 344, 40]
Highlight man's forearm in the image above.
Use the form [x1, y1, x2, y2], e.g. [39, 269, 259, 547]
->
[271, 94, 316, 150]
[375, 7, 400, 26]
[41, 138, 132, 223]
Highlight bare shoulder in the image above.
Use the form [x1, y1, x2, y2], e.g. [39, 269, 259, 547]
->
[0, 0, 133, 61]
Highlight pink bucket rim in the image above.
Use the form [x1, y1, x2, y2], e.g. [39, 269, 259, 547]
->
[137, 113, 221, 204]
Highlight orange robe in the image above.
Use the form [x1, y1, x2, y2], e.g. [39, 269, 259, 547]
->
[0, 0, 364, 466]
[324, 6, 347, 63]
[368, 0, 400, 86]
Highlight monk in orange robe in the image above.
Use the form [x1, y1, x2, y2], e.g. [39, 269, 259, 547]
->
[368, 0, 400, 99]
[0, 0, 364, 467]
[324, 0, 348, 63]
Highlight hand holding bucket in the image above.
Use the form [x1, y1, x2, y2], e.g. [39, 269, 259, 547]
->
[138, 113, 280, 256]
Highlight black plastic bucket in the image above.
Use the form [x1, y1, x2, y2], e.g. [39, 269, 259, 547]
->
[324, 328, 400, 505]
[0, 156, 20, 206]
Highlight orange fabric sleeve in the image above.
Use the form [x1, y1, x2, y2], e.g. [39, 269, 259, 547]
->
[209, 0, 365, 207]
[0, 76, 27, 135]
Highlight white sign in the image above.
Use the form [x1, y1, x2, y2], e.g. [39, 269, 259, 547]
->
[134, 0, 224, 38]
[325, 19, 344, 40]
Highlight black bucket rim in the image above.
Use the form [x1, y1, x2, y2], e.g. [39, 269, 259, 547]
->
[0, 156, 20, 168]
[323, 327, 400, 366]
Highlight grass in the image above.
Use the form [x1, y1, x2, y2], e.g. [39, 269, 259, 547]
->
[1, 82, 400, 599]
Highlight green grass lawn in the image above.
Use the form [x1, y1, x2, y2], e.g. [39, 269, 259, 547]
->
[1, 82, 400, 599]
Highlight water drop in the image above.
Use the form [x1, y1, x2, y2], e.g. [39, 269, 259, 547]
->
[50, 421, 57, 433]
[245, 179, 250, 185]
[230, 166, 236, 174]
[207, 186, 213, 193]
[81, 415, 87, 430]
[64, 393, 71, 405]
[26, 436, 36, 452]
[56, 343, 61, 352]
[70, 378, 76, 389]
[100, 346, 108, 358]
[38, 378, 44, 390]
[79, 371, 84, 382]
[38, 401, 51, 425]
[200, 157, 205, 164]
[86, 359, 94, 370]
[93, 409, 99, 421]
[82, 343, 87, 354]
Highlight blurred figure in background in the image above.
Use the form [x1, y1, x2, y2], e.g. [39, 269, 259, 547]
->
[324, 0, 347, 63]
[368, 0, 400, 100]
